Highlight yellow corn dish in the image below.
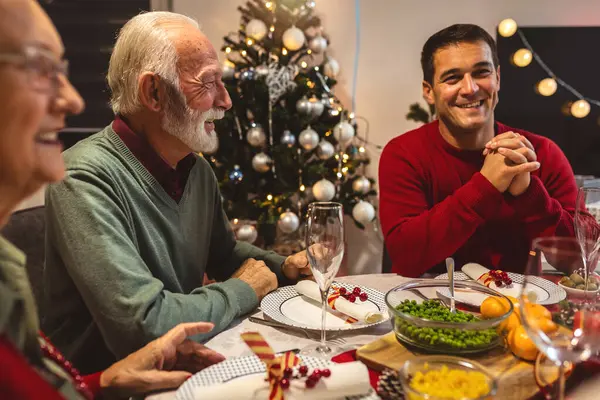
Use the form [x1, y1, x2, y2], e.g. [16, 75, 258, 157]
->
[409, 364, 491, 399]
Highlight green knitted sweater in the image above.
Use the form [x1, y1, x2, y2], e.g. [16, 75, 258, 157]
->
[44, 124, 287, 374]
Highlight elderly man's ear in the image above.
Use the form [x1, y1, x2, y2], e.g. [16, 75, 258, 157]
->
[139, 72, 164, 112]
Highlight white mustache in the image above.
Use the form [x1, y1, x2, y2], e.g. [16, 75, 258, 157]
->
[202, 108, 225, 121]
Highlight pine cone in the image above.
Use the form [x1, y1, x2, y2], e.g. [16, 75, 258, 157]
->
[377, 369, 405, 400]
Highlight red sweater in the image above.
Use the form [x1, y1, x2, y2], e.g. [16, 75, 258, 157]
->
[379, 120, 577, 277]
[0, 335, 102, 400]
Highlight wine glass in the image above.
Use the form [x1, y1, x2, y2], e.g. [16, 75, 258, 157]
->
[575, 187, 600, 274]
[521, 237, 600, 400]
[300, 202, 345, 358]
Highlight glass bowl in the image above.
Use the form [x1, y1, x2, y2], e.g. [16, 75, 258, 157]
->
[399, 356, 498, 400]
[385, 280, 513, 354]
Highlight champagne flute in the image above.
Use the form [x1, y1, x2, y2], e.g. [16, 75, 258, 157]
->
[575, 187, 600, 275]
[521, 237, 600, 400]
[300, 202, 345, 358]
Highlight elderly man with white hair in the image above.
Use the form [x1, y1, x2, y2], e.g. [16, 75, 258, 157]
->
[43, 11, 310, 374]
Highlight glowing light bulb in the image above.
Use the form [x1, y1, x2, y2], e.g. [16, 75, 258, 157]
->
[334, 154, 340, 160]
[537, 78, 557, 97]
[498, 18, 518, 37]
[267, 194, 273, 201]
[342, 154, 349, 160]
[571, 100, 591, 118]
[330, 109, 340, 116]
[359, 146, 366, 153]
[247, 38, 253, 46]
[513, 49, 532, 67]
[225, 47, 232, 53]
[301, 61, 308, 68]
[349, 112, 355, 119]
[270, 26, 275, 32]
[342, 167, 349, 173]
[337, 172, 343, 178]
[282, 48, 288, 55]
[300, 184, 306, 192]
[315, 66, 320, 71]
[241, 50, 247, 56]
[307, 49, 312, 55]
[233, 218, 239, 224]
[265, 1, 273, 10]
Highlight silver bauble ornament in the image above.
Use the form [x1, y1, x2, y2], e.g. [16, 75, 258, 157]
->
[252, 152, 272, 173]
[333, 121, 355, 143]
[255, 64, 269, 77]
[278, 211, 300, 234]
[298, 127, 319, 151]
[281, 130, 296, 147]
[222, 60, 235, 80]
[240, 69, 255, 81]
[324, 57, 340, 79]
[282, 26, 306, 51]
[308, 36, 327, 53]
[246, 125, 266, 147]
[236, 224, 258, 243]
[352, 201, 375, 225]
[296, 97, 313, 116]
[352, 176, 371, 194]
[309, 97, 324, 118]
[246, 19, 268, 41]
[317, 140, 335, 160]
[312, 179, 336, 201]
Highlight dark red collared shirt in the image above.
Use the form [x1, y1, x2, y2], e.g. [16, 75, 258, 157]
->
[112, 116, 196, 203]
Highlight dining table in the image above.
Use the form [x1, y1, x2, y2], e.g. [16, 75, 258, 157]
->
[145, 273, 404, 400]
[145, 272, 599, 400]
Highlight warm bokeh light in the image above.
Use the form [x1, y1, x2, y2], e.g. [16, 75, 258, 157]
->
[513, 48, 533, 67]
[571, 100, 591, 118]
[267, 194, 273, 201]
[498, 18, 518, 37]
[537, 78, 557, 96]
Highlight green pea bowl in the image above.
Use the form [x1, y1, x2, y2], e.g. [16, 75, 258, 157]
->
[385, 280, 513, 355]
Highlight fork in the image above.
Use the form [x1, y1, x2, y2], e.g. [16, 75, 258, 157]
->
[248, 316, 347, 343]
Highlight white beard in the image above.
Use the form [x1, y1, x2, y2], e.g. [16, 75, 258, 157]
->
[161, 89, 224, 153]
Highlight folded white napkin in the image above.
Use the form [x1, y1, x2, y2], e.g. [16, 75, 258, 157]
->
[194, 361, 371, 400]
[295, 280, 383, 323]
[461, 263, 521, 295]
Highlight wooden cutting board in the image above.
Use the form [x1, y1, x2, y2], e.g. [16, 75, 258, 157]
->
[357, 332, 539, 400]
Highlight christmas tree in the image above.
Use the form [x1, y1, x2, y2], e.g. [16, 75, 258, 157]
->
[207, 0, 377, 252]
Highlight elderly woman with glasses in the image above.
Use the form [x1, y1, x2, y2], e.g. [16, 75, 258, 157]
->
[0, 1, 224, 399]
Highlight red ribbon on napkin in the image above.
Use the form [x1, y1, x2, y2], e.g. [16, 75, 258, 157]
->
[241, 331, 300, 400]
[328, 287, 359, 324]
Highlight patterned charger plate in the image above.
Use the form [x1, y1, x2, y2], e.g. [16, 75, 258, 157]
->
[435, 271, 566, 305]
[260, 282, 389, 332]
[175, 354, 379, 400]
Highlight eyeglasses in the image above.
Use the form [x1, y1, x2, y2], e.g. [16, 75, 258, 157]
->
[0, 45, 69, 93]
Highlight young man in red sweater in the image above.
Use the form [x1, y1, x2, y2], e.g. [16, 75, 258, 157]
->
[379, 24, 577, 277]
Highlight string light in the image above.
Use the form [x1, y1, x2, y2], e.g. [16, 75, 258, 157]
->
[330, 109, 340, 116]
[267, 194, 273, 201]
[342, 153, 349, 160]
[513, 48, 532, 67]
[349, 112, 355, 119]
[241, 50, 247, 56]
[301, 61, 308, 68]
[502, 21, 600, 118]
[270, 26, 275, 32]
[315, 66, 320, 71]
[300, 184, 306, 192]
[498, 18, 518, 37]
[342, 167, 349, 173]
[246, 38, 254, 46]
[359, 146, 366, 153]
[265, 1, 273, 10]
[307, 49, 312, 55]
[225, 47, 232, 53]
[571, 100, 591, 118]
[282, 48, 288, 55]
[233, 218, 239, 224]
[334, 154, 340, 160]
[337, 172, 343, 178]
[537, 78, 558, 97]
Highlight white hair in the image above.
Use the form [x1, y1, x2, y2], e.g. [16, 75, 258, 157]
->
[107, 11, 199, 115]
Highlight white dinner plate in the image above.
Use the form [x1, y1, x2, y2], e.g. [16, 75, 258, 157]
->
[435, 272, 566, 306]
[260, 282, 389, 332]
[175, 355, 379, 400]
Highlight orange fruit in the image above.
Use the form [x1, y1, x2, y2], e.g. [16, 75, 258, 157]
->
[524, 303, 552, 321]
[527, 316, 558, 334]
[480, 296, 511, 319]
[497, 312, 520, 335]
[509, 325, 539, 361]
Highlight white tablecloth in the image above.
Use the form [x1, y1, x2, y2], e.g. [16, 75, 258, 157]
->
[145, 274, 406, 400]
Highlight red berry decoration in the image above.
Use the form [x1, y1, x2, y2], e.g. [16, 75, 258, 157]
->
[280, 378, 290, 390]
[283, 367, 293, 377]
[353, 287, 361, 295]
[299, 365, 308, 376]
[348, 294, 356, 303]
[305, 377, 317, 388]
[312, 369, 321, 378]
[321, 368, 331, 378]
[339, 287, 347, 295]
[359, 292, 368, 302]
